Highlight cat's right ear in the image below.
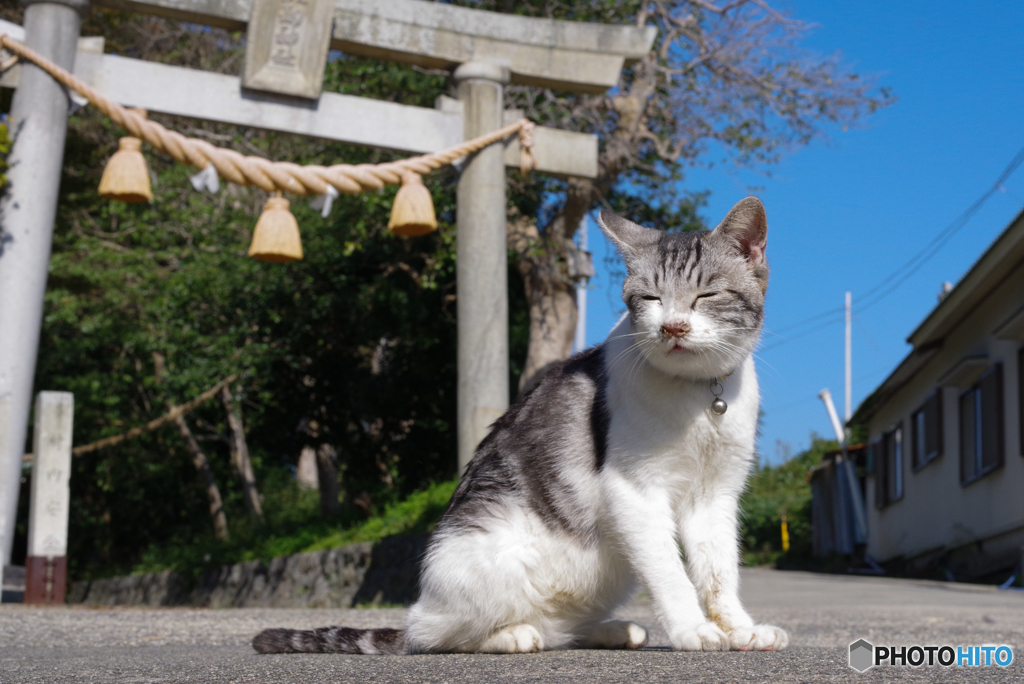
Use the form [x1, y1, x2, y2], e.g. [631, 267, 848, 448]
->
[597, 210, 659, 265]
[711, 197, 767, 267]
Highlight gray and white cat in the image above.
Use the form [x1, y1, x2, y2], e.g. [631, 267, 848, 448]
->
[253, 197, 787, 655]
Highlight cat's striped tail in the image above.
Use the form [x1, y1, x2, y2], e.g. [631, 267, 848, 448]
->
[252, 627, 406, 655]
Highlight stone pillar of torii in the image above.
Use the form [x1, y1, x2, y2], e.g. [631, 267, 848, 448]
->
[0, 0, 654, 568]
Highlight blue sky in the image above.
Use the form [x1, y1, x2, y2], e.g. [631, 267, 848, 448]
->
[580, 0, 1024, 464]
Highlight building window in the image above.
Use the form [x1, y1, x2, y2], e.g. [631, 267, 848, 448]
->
[959, 364, 1004, 484]
[873, 424, 903, 508]
[911, 390, 943, 470]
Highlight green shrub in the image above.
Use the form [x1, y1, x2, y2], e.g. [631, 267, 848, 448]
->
[130, 477, 457, 581]
[740, 438, 836, 565]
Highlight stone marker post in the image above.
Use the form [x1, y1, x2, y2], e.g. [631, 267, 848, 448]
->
[25, 391, 74, 604]
[454, 61, 511, 473]
[0, 0, 85, 569]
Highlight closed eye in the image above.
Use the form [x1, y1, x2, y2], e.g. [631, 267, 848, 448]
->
[640, 295, 661, 302]
[692, 292, 719, 306]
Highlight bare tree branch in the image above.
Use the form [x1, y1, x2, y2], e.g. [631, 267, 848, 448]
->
[497, 0, 892, 391]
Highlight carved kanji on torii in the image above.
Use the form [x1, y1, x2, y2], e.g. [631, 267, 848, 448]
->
[0, 0, 655, 568]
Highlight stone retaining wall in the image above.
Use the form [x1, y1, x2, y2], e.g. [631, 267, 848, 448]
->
[67, 534, 427, 608]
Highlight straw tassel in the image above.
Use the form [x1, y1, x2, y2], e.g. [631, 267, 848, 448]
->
[388, 173, 437, 237]
[248, 195, 303, 262]
[98, 136, 153, 203]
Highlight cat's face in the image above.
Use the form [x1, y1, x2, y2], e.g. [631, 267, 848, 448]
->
[598, 198, 768, 380]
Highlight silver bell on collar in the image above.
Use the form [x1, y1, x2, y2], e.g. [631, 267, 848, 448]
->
[710, 378, 728, 415]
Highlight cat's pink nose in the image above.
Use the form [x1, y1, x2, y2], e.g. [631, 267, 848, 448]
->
[661, 321, 691, 339]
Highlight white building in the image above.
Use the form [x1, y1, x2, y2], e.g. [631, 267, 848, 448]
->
[852, 208, 1024, 580]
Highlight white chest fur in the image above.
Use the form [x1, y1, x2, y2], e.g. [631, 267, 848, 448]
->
[602, 317, 760, 499]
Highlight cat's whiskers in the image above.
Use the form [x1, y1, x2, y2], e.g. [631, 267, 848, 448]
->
[628, 341, 669, 423]
[757, 328, 789, 340]
[626, 339, 658, 389]
[704, 338, 746, 357]
[607, 336, 648, 372]
[714, 327, 761, 334]
[703, 339, 751, 372]
[748, 351, 781, 378]
[605, 335, 657, 398]
[606, 330, 651, 341]
[694, 346, 717, 378]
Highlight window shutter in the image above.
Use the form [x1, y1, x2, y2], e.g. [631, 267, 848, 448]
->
[873, 437, 887, 509]
[888, 426, 903, 502]
[979, 364, 1003, 472]
[925, 390, 943, 461]
[912, 409, 924, 469]
[959, 388, 977, 483]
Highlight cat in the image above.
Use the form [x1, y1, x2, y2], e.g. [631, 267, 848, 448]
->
[253, 196, 788, 655]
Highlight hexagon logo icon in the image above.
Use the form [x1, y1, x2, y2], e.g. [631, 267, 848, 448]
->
[849, 639, 874, 672]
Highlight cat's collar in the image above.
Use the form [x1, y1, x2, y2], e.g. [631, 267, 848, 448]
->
[709, 371, 734, 415]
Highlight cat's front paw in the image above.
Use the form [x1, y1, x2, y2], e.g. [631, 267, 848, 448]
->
[670, 622, 730, 651]
[728, 624, 788, 651]
[584, 620, 649, 650]
[477, 624, 544, 653]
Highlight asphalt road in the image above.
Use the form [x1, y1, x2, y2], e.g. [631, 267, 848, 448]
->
[2, 568, 1023, 683]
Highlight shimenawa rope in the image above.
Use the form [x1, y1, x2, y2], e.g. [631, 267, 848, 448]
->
[0, 34, 537, 195]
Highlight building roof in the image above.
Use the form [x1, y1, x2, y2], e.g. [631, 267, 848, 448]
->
[850, 206, 1024, 425]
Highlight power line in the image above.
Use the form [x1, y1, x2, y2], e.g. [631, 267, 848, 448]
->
[856, 143, 1024, 313]
[760, 312, 846, 352]
[768, 306, 845, 336]
[763, 142, 1024, 351]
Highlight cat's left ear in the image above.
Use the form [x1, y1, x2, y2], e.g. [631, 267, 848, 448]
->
[597, 210, 660, 265]
[711, 197, 767, 267]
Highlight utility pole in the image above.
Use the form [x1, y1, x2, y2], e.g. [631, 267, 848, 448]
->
[573, 216, 588, 354]
[823, 289, 868, 550]
[845, 291, 852, 428]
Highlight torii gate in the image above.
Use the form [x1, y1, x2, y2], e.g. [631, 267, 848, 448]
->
[0, 0, 654, 567]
